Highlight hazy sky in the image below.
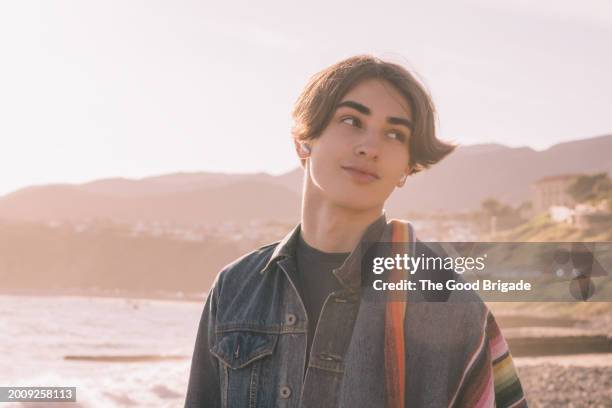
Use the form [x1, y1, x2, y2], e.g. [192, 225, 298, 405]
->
[1, 0, 610, 195]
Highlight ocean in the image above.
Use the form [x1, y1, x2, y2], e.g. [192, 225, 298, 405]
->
[0, 294, 204, 407]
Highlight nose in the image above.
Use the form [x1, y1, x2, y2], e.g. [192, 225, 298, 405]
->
[354, 133, 380, 160]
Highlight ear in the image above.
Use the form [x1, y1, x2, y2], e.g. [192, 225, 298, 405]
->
[293, 139, 302, 157]
[397, 165, 411, 187]
[294, 139, 311, 159]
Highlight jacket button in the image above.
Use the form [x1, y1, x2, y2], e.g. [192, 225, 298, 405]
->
[280, 385, 292, 398]
[285, 313, 296, 325]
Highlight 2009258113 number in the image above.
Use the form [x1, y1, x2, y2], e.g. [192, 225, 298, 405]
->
[0, 387, 76, 402]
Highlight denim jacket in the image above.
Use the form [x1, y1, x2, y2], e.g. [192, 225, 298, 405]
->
[184, 215, 527, 407]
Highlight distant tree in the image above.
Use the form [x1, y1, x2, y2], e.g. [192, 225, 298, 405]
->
[566, 173, 612, 204]
[481, 198, 514, 217]
[481, 198, 502, 216]
[479, 198, 527, 232]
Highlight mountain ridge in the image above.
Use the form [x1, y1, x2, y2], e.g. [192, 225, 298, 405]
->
[1, 135, 610, 222]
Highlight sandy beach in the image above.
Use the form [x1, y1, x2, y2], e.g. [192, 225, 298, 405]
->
[517, 363, 612, 407]
[491, 302, 612, 407]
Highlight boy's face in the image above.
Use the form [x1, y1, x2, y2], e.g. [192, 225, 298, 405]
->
[303, 78, 413, 211]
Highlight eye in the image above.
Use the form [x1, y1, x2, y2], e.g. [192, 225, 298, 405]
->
[340, 116, 361, 128]
[387, 130, 407, 142]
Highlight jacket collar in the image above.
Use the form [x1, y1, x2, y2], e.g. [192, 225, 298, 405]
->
[260, 213, 390, 290]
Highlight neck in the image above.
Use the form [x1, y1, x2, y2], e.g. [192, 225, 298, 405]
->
[300, 172, 384, 253]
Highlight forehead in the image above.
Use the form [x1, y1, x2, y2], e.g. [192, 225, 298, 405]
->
[339, 78, 412, 119]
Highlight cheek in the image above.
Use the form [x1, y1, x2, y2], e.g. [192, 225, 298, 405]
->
[310, 157, 333, 183]
[308, 146, 340, 185]
[320, 121, 362, 150]
[310, 133, 345, 169]
[382, 147, 410, 178]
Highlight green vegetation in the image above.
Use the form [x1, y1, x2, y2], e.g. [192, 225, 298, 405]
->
[479, 198, 528, 231]
[491, 172, 612, 242]
[495, 213, 577, 242]
[494, 212, 612, 242]
[567, 172, 612, 207]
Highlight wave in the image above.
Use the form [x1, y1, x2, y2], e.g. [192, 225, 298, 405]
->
[64, 354, 189, 362]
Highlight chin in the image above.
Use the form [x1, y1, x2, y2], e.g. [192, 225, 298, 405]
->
[328, 188, 386, 211]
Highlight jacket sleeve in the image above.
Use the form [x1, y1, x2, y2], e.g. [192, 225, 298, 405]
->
[184, 284, 222, 408]
[486, 311, 528, 408]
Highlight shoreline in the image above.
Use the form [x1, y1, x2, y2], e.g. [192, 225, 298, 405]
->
[0, 287, 207, 303]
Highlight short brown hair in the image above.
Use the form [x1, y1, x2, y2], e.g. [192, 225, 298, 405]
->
[291, 55, 456, 174]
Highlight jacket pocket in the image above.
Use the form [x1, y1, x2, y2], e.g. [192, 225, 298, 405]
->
[211, 331, 278, 369]
[210, 331, 278, 408]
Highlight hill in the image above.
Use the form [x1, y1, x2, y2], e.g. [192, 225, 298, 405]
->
[0, 135, 610, 223]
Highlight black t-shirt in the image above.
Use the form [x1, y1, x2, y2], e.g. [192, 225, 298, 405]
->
[295, 233, 350, 376]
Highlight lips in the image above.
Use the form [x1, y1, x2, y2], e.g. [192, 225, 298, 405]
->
[341, 165, 380, 183]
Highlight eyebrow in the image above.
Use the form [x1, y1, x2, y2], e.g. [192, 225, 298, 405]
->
[336, 100, 413, 130]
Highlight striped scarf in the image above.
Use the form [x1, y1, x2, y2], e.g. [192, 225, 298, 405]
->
[384, 219, 414, 408]
[383, 220, 526, 408]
